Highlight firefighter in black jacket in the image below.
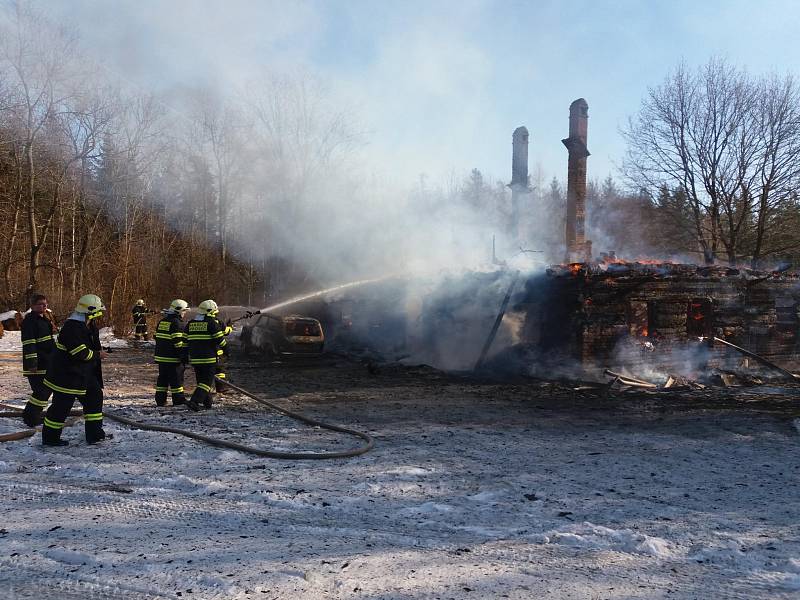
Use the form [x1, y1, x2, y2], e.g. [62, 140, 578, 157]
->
[132, 299, 152, 341]
[186, 299, 225, 411]
[21, 293, 56, 427]
[154, 299, 189, 406]
[41, 294, 109, 446]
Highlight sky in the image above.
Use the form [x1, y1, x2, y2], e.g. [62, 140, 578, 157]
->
[29, 0, 800, 189]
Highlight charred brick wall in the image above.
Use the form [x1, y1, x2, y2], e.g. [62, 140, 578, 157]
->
[522, 264, 800, 376]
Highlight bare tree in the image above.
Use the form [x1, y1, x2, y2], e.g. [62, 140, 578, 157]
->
[623, 58, 800, 266]
[0, 0, 79, 297]
[242, 73, 360, 290]
[747, 74, 800, 266]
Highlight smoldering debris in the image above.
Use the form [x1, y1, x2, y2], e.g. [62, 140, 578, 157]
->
[252, 261, 800, 397]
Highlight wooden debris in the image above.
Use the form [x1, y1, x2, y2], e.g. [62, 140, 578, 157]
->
[708, 336, 800, 381]
[603, 369, 658, 388]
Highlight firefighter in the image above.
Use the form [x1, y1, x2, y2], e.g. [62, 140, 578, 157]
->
[41, 294, 109, 446]
[154, 299, 190, 406]
[185, 299, 225, 411]
[214, 313, 233, 393]
[132, 299, 152, 341]
[20, 294, 56, 427]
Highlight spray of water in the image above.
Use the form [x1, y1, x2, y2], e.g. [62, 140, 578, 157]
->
[257, 277, 389, 314]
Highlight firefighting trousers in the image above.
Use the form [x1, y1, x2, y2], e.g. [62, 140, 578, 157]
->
[190, 364, 216, 408]
[22, 375, 52, 426]
[155, 363, 186, 405]
[215, 353, 228, 392]
[42, 382, 104, 444]
[134, 322, 148, 339]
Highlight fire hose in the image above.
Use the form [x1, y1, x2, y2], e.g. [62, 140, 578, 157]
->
[0, 379, 375, 459]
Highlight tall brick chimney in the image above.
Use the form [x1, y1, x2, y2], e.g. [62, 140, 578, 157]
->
[562, 98, 591, 263]
[509, 126, 531, 247]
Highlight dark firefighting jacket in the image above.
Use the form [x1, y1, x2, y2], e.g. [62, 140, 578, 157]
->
[154, 313, 187, 364]
[21, 312, 56, 376]
[44, 315, 103, 396]
[132, 305, 149, 325]
[186, 314, 225, 365]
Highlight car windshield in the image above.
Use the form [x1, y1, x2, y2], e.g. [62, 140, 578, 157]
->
[284, 321, 321, 336]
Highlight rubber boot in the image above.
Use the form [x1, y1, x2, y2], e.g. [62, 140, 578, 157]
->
[186, 397, 201, 412]
[203, 393, 214, 410]
[171, 393, 186, 406]
[155, 391, 167, 407]
[85, 420, 111, 444]
[42, 424, 68, 447]
[22, 404, 45, 428]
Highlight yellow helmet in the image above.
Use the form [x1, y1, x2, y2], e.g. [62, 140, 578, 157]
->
[169, 299, 189, 314]
[198, 299, 218, 315]
[76, 294, 105, 315]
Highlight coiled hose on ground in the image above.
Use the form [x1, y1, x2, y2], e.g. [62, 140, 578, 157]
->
[0, 377, 375, 459]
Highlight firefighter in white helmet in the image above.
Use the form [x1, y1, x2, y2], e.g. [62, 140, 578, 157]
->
[132, 298, 152, 341]
[185, 299, 226, 411]
[153, 299, 190, 406]
[41, 294, 110, 446]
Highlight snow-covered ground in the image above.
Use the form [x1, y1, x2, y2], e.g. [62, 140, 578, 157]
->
[0, 348, 798, 599]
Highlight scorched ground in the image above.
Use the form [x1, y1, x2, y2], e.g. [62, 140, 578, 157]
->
[0, 345, 798, 599]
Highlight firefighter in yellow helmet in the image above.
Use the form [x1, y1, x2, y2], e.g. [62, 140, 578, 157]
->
[41, 294, 110, 446]
[185, 300, 226, 411]
[153, 299, 190, 406]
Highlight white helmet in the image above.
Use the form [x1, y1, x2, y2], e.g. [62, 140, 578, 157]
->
[135, 299, 145, 306]
[168, 299, 189, 315]
[198, 299, 218, 315]
[76, 294, 105, 316]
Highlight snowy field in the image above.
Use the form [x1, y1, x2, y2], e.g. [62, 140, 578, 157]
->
[0, 343, 799, 599]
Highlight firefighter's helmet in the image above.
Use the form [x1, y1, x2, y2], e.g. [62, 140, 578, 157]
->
[198, 299, 218, 315]
[135, 299, 145, 306]
[76, 294, 105, 316]
[169, 299, 189, 315]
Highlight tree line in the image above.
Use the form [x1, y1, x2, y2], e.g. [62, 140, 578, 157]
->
[0, 2, 358, 333]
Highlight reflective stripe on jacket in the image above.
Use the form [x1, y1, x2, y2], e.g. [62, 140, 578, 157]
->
[186, 315, 224, 365]
[21, 312, 56, 376]
[154, 314, 187, 363]
[44, 316, 102, 396]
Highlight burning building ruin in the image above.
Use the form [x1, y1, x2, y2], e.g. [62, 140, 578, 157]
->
[272, 98, 800, 384]
[514, 261, 800, 381]
[500, 97, 800, 383]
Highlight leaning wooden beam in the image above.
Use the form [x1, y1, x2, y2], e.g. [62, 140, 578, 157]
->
[707, 336, 800, 381]
[474, 271, 520, 372]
